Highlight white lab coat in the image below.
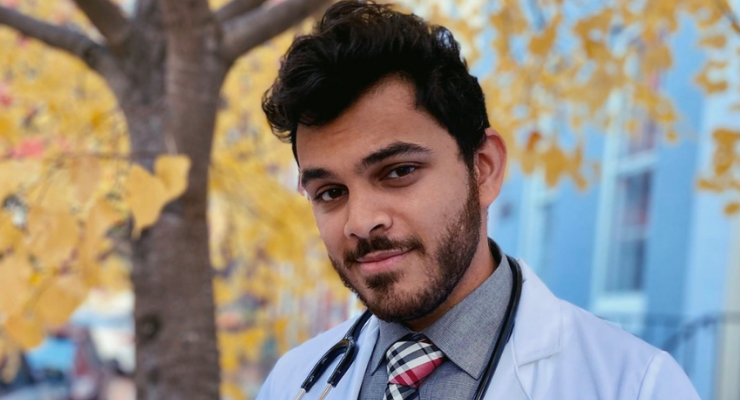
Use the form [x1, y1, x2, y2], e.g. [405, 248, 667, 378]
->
[256, 260, 700, 400]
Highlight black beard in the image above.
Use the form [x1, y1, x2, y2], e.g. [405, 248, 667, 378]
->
[330, 171, 482, 323]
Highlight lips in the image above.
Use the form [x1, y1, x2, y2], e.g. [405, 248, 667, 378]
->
[356, 248, 412, 275]
[356, 249, 409, 263]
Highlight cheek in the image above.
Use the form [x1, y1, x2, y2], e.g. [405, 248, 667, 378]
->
[402, 177, 465, 231]
[315, 213, 344, 257]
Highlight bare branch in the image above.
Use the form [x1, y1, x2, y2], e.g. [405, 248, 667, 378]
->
[215, 0, 268, 22]
[72, 0, 132, 55]
[0, 6, 102, 66]
[0, 6, 127, 96]
[220, 0, 331, 62]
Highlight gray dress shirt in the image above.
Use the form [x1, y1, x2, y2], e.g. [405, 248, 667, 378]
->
[358, 240, 514, 400]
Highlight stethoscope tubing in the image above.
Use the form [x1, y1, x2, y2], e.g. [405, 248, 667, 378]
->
[295, 256, 523, 400]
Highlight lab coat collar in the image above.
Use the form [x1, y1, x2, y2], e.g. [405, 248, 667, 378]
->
[349, 258, 562, 397]
[512, 259, 563, 366]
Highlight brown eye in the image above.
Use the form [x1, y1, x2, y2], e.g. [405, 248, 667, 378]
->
[317, 187, 346, 202]
[386, 165, 416, 179]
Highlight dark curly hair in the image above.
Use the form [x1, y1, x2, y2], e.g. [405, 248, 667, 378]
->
[262, 0, 490, 169]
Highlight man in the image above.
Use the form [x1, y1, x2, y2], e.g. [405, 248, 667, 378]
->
[256, 1, 700, 399]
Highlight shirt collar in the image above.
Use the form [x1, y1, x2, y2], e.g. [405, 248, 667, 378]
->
[368, 239, 513, 379]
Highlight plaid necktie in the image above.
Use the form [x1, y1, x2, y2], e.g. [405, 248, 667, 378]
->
[384, 333, 446, 400]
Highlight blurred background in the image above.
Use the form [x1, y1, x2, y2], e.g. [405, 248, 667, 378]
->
[0, 0, 738, 399]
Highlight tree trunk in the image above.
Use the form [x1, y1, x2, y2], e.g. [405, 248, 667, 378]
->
[118, 2, 224, 398]
[0, 0, 331, 398]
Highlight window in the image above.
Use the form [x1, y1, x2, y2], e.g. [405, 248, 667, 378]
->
[520, 172, 558, 277]
[606, 170, 652, 292]
[592, 92, 658, 316]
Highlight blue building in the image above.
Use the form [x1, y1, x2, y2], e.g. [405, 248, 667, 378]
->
[487, 16, 740, 400]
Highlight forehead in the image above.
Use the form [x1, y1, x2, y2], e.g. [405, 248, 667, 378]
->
[295, 79, 457, 170]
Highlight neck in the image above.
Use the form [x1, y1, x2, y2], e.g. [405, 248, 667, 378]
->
[404, 237, 495, 332]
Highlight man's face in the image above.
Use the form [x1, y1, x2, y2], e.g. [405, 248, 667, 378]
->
[296, 79, 483, 323]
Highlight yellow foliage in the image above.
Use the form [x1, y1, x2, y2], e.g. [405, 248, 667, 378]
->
[34, 274, 88, 327]
[725, 202, 740, 215]
[69, 156, 101, 204]
[0, 214, 23, 253]
[695, 65, 729, 94]
[0, 342, 20, 384]
[698, 34, 727, 49]
[0, 160, 42, 202]
[98, 256, 131, 292]
[1, 0, 738, 395]
[4, 313, 44, 350]
[528, 14, 561, 58]
[0, 253, 33, 316]
[26, 209, 79, 268]
[155, 155, 192, 202]
[123, 164, 168, 238]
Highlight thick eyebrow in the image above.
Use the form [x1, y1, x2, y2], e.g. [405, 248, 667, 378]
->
[300, 167, 337, 189]
[300, 142, 432, 189]
[358, 142, 432, 172]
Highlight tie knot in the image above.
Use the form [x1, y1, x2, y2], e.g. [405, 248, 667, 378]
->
[386, 334, 446, 389]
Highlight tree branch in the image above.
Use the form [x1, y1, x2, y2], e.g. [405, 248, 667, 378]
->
[220, 0, 331, 62]
[0, 6, 104, 67]
[215, 0, 268, 22]
[72, 0, 132, 55]
[0, 6, 128, 97]
[715, 0, 740, 35]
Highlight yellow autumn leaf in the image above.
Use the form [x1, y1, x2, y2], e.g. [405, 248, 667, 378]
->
[69, 156, 101, 204]
[25, 209, 79, 268]
[123, 164, 169, 238]
[642, 44, 672, 75]
[528, 14, 561, 57]
[222, 383, 245, 400]
[0, 253, 33, 316]
[34, 274, 88, 327]
[542, 143, 569, 188]
[0, 214, 23, 253]
[98, 256, 131, 292]
[0, 343, 20, 384]
[79, 235, 102, 286]
[0, 160, 42, 202]
[87, 197, 123, 238]
[725, 202, 740, 215]
[218, 333, 242, 372]
[155, 155, 191, 202]
[665, 130, 679, 143]
[697, 177, 724, 192]
[698, 34, 727, 49]
[26, 171, 76, 213]
[4, 313, 44, 350]
[695, 67, 728, 94]
[241, 327, 268, 362]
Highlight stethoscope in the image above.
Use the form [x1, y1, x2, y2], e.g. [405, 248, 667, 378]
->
[293, 255, 523, 400]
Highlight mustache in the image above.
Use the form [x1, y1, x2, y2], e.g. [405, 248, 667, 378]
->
[343, 235, 425, 266]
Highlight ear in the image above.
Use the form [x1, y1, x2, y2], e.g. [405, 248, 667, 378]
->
[474, 128, 508, 208]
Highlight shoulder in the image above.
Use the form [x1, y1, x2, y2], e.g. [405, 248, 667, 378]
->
[559, 300, 658, 359]
[555, 300, 699, 399]
[255, 315, 364, 400]
[276, 316, 357, 371]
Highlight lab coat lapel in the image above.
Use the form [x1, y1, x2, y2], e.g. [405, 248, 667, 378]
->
[331, 315, 379, 399]
[512, 259, 562, 366]
[482, 259, 563, 400]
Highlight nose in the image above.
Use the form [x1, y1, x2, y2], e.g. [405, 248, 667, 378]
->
[343, 193, 392, 240]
